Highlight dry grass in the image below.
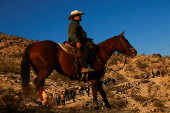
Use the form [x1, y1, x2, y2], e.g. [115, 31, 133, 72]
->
[137, 62, 148, 71]
[151, 60, 160, 63]
[153, 101, 164, 107]
[0, 58, 21, 74]
[0, 91, 23, 112]
[7, 87, 14, 92]
[131, 94, 148, 103]
[139, 73, 146, 79]
[104, 85, 113, 94]
[140, 79, 150, 83]
[109, 96, 127, 110]
[131, 108, 140, 112]
[125, 64, 136, 73]
[7, 51, 23, 58]
[164, 55, 170, 60]
[133, 75, 141, 79]
[116, 73, 128, 83]
[107, 56, 122, 66]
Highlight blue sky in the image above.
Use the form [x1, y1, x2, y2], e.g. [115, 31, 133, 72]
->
[0, 0, 170, 56]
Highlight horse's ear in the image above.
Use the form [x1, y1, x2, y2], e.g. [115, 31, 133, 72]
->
[120, 31, 125, 37]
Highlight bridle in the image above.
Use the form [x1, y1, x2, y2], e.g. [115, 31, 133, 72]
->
[99, 35, 129, 71]
[117, 36, 136, 56]
[117, 35, 129, 55]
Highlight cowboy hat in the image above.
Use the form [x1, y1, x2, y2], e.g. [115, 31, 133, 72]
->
[68, 10, 84, 20]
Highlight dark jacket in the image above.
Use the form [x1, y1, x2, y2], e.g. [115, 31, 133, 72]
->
[65, 89, 69, 95]
[68, 20, 87, 44]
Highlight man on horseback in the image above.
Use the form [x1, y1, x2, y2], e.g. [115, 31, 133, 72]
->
[68, 10, 95, 73]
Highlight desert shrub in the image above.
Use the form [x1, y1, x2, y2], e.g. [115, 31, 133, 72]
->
[125, 64, 135, 72]
[137, 62, 148, 71]
[0, 87, 6, 94]
[164, 55, 170, 60]
[0, 93, 23, 112]
[140, 73, 146, 79]
[156, 108, 165, 112]
[153, 101, 164, 107]
[7, 52, 23, 58]
[109, 96, 127, 110]
[113, 85, 131, 94]
[133, 75, 141, 79]
[152, 53, 162, 58]
[147, 83, 155, 94]
[140, 79, 150, 83]
[7, 87, 14, 92]
[107, 56, 122, 66]
[116, 73, 128, 83]
[104, 85, 113, 94]
[154, 85, 160, 90]
[131, 94, 148, 103]
[0, 59, 21, 74]
[151, 60, 159, 63]
[131, 108, 140, 112]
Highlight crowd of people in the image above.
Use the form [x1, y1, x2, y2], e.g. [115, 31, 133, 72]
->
[56, 88, 76, 106]
[56, 85, 90, 106]
[100, 77, 115, 87]
[144, 69, 165, 79]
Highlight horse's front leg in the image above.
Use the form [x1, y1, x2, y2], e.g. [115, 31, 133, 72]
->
[97, 80, 111, 109]
[90, 79, 99, 109]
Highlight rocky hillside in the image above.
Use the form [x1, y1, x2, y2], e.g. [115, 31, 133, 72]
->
[0, 33, 170, 113]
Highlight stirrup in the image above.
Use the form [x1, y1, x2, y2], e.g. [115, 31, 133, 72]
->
[81, 68, 95, 73]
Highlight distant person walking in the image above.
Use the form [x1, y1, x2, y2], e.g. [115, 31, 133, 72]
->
[70, 89, 76, 102]
[80, 85, 84, 96]
[151, 70, 154, 78]
[60, 92, 65, 105]
[161, 71, 165, 76]
[65, 88, 70, 101]
[107, 77, 111, 85]
[145, 72, 148, 79]
[112, 78, 115, 85]
[85, 86, 90, 97]
[56, 93, 61, 106]
[104, 79, 107, 87]
[157, 70, 160, 77]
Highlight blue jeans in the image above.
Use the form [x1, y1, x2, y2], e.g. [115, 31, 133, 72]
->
[65, 94, 69, 101]
[72, 95, 75, 102]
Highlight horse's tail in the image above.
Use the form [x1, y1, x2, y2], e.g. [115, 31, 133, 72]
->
[21, 43, 34, 91]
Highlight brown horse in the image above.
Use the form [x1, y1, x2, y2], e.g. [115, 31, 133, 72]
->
[21, 31, 137, 108]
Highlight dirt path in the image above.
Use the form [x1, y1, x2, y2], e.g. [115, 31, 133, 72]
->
[58, 89, 93, 108]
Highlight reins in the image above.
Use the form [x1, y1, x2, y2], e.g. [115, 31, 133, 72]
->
[99, 35, 129, 71]
[100, 50, 127, 71]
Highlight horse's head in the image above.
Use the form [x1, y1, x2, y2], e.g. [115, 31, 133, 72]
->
[116, 31, 137, 58]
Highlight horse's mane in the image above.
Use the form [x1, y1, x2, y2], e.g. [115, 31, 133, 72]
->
[97, 36, 119, 46]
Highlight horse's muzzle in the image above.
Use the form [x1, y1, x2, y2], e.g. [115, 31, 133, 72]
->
[129, 49, 137, 58]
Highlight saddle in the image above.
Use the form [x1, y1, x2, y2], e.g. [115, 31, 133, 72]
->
[58, 41, 79, 55]
[58, 41, 98, 55]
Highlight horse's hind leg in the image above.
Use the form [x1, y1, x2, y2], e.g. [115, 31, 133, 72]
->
[97, 81, 111, 109]
[34, 70, 52, 106]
